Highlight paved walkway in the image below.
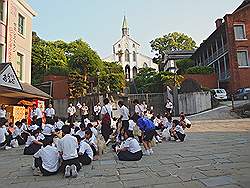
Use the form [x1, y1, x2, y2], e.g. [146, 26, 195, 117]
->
[0, 119, 250, 188]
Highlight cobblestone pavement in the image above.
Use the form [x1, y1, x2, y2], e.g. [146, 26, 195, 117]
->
[0, 119, 250, 188]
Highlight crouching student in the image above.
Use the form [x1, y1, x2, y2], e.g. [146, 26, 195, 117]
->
[57, 125, 81, 178]
[84, 129, 97, 157]
[42, 118, 55, 142]
[12, 121, 29, 145]
[173, 120, 186, 142]
[33, 138, 60, 176]
[24, 129, 43, 155]
[78, 140, 93, 165]
[116, 130, 142, 161]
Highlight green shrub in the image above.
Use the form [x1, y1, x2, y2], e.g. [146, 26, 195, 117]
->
[176, 58, 195, 74]
[186, 66, 214, 74]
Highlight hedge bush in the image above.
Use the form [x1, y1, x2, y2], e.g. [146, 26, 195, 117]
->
[186, 66, 214, 74]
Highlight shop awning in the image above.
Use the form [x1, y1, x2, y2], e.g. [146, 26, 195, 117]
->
[0, 63, 52, 100]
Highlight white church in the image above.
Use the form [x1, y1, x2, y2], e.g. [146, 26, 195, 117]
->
[103, 16, 158, 80]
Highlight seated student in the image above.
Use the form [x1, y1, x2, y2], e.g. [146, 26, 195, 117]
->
[116, 130, 142, 161]
[111, 126, 125, 152]
[12, 121, 29, 145]
[28, 119, 39, 133]
[83, 129, 97, 157]
[33, 137, 60, 176]
[0, 118, 12, 150]
[133, 114, 155, 156]
[179, 112, 192, 129]
[57, 125, 81, 178]
[24, 129, 43, 155]
[54, 116, 64, 132]
[20, 119, 29, 142]
[78, 139, 93, 166]
[172, 120, 186, 142]
[87, 123, 98, 137]
[42, 118, 55, 141]
[75, 123, 85, 139]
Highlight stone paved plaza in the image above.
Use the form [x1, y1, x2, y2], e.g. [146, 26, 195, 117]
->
[0, 119, 250, 188]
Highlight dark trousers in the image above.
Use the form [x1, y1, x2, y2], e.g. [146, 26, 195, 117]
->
[15, 135, 25, 145]
[34, 158, 58, 176]
[176, 132, 186, 142]
[117, 150, 143, 161]
[61, 157, 81, 172]
[23, 143, 42, 155]
[122, 120, 129, 130]
[101, 124, 111, 142]
[21, 132, 29, 142]
[68, 115, 75, 125]
[0, 135, 11, 147]
[90, 145, 97, 156]
[78, 153, 92, 165]
[37, 118, 42, 129]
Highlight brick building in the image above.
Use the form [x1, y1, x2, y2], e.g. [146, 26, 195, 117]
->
[192, 0, 250, 93]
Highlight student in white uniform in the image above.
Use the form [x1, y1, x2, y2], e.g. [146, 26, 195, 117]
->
[118, 101, 130, 130]
[45, 104, 55, 119]
[42, 118, 55, 141]
[172, 120, 186, 142]
[0, 118, 11, 149]
[33, 137, 60, 176]
[12, 121, 29, 145]
[78, 139, 93, 166]
[116, 130, 142, 161]
[67, 104, 76, 125]
[31, 104, 43, 129]
[54, 116, 64, 132]
[133, 99, 144, 116]
[75, 123, 85, 139]
[87, 123, 98, 137]
[93, 102, 101, 122]
[0, 105, 7, 119]
[24, 129, 43, 155]
[83, 129, 97, 156]
[57, 125, 81, 178]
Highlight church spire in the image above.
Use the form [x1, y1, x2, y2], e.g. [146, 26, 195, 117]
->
[122, 16, 129, 37]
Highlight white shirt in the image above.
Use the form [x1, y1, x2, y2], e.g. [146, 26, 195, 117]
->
[45, 108, 55, 117]
[94, 105, 101, 115]
[42, 124, 55, 136]
[165, 121, 172, 129]
[128, 120, 135, 131]
[79, 141, 93, 160]
[28, 124, 39, 132]
[54, 121, 64, 130]
[34, 145, 60, 172]
[85, 135, 97, 150]
[25, 136, 37, 147]
[119, 105, 129, 121]
[12, 126, 23, 138]
[101, 104, 112, 117]
[57, 134, 78, 160]
[135, 104, 143, 116]
[31, 108, 43, 119]
[122, 137, 141, 153]
[21, 123, 28, 131]
[75, 130, 85, 139]
[0, 127, 8, 143]
[0, 109, 6, 118]
[37, 133, 45, 141]
[67, 106, 76, 116]
[175, 125, 185, 134]
[90, 127, 98, 137]
[81, 106, 88, 115]
[165, 101, 173, 109]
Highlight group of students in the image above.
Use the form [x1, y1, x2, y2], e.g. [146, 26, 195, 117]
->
[0, 98, 191, 178]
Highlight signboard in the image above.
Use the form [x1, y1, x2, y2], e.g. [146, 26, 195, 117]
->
[0, 64, 22, 90]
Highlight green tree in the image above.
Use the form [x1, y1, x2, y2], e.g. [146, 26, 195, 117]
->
[68, 71, 88, 98]
[176, 58, 195, 74]
[150, 32, 197, 61]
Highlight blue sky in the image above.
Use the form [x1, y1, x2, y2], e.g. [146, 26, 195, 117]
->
[27, 0, 243, 58]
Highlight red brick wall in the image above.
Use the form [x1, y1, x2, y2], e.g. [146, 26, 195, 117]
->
[225, 4, 250, 92]
[43, 75, 69, 100]
[183, 74, 218, 89]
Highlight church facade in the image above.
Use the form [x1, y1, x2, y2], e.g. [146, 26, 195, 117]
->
[103, 16, 158, 80]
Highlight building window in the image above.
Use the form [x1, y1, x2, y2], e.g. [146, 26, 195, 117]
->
[118, 44, 121, 48]
[0, 44, 3, 63]
[0, 0, 3, 21]
[133, 51, 136, 62]
[133, 44, 135, 48]
[18, 14, 25, 35]
[237, 51, 249, 67]
[143, 62, 148, 68]
[125, 49, 130, 62]
[234, 25, 246, 40]
[16, 53, 23, 80]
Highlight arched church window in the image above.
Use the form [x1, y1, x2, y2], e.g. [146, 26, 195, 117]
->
[132, 67, 137, 77]
[125, 49, 130, 62]
[143, 62, 148, 68]
[125, 65, 130, 80]
[133, 51, 137, 62]
[118, 44, 121, 48]
[133, 44, 135, 48]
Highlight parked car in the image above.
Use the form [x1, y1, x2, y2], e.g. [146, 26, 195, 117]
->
[234, 88, 250, 100]
[211, 89, 228, 100]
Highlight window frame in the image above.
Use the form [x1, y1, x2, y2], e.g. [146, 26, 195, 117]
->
[0, 43, 3, 63]
[233, 24, 247, 41]
[18, 13, 25, 35]
[16, 52, 24, 80]
[0, 0, 3, 22]
[237, 50, 249, 68]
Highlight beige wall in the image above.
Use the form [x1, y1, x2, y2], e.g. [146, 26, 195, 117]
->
[4, 0, 36, 84]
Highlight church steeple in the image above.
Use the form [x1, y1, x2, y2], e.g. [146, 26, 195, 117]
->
[122, 16, 129, 37]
